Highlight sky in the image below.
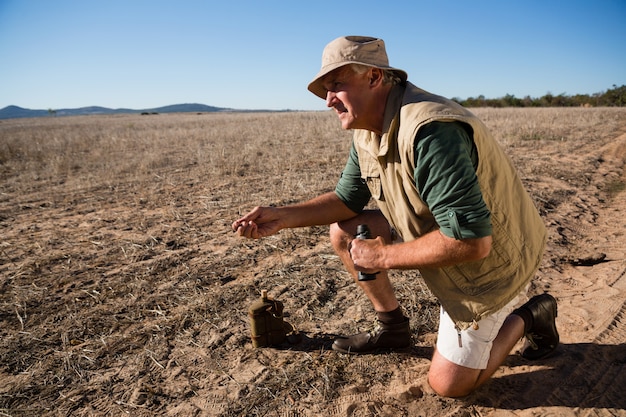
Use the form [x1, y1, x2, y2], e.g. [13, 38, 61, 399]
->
[1, 0, 624, 111]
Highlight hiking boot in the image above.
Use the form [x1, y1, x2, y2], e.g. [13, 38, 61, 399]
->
[514, 293, 559, 360]
[332, 318, 411, 354]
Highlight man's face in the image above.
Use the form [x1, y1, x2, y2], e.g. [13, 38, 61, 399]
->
[321, 66, 374, 131]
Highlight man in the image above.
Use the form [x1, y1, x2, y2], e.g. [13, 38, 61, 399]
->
[232, 36, 559, 397]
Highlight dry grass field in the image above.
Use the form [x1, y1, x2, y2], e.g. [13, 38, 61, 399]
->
[1, 107, 626, 416]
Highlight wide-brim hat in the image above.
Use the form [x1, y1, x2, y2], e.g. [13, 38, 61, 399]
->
[307, 36, 408, 99]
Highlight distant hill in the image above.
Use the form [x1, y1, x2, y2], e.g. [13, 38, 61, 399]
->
[0, 103, 232, 120]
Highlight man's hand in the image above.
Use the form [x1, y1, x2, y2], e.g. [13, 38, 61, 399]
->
[349, 236, 386, 273]
[232, 206, 283, 239]
[232, 192, 359, 240]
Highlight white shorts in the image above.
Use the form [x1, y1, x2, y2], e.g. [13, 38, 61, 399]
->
[435, 290, 525, 369]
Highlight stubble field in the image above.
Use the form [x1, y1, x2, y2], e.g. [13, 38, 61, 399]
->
[1, 107, 626, 416]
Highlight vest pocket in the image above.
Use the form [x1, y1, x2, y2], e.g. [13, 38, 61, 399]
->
[441, 220, 522, 296]
[365, 175, 384, 200]
[358, 154, 384, 201]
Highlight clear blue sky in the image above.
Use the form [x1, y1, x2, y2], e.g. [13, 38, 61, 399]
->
[1, 0, 624, 111]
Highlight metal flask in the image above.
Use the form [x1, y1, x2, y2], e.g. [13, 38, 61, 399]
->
[248, 290, 287, 348]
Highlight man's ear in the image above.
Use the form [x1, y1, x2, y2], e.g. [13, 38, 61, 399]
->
[369, 68, 384, 88]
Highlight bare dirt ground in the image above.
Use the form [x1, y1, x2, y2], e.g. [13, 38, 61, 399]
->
[1, 108, 625, 416]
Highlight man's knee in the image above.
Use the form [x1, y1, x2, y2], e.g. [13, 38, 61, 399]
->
[329, 221, 351, 253]
[428, 351, 480, 398]
[428, 372, 476, 398]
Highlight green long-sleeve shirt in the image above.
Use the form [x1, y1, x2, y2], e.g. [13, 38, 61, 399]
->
[335, 121, 492, 239]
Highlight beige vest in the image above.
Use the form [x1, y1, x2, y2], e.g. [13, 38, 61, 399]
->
[354, 83, 546, 329]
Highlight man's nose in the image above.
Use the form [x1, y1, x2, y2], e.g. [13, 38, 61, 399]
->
[326, 90, 337, 107]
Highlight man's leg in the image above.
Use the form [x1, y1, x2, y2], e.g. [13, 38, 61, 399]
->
[428, 314, 525, 397]
[329, 210, 398, 312]
[329, 210, 410, 353]
[429, 293, 559, 397]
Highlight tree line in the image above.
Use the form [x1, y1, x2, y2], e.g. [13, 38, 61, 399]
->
[453, 84, 626, 108]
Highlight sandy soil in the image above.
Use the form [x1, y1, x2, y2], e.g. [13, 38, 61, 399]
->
[1, 109, 625, 416]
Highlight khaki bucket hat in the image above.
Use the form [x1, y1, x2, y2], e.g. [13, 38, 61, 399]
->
[308, 36, 408, 99]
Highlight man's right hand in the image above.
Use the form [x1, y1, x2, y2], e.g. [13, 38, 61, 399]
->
[232, 192, 359, 240]
[232, 206, 283, 239]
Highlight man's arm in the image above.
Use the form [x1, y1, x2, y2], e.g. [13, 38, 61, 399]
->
[350, 230, 491, 272]
[351, 230, 491, 270]
[232, 191, 358, 239]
